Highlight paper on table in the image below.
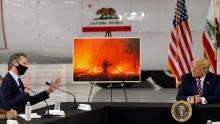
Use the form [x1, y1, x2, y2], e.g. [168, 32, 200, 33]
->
[49, 110, 65, 116]
[19, 113, 41, 119]
[6, 120, 19, 124]
[212, 122, 220, 124]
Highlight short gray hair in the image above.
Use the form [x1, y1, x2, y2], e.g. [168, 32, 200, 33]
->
[8, 53, 27, 70]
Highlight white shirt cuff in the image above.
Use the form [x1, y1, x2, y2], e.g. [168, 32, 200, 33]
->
[201, 97, 207, 104]
[187, 96, 191, 102]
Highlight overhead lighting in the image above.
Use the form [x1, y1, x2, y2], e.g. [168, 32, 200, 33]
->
[124, 11, 145, 20]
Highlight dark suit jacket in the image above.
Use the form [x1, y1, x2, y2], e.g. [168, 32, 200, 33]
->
[0, 72, 49, 113]
[176, 72, 220, 103]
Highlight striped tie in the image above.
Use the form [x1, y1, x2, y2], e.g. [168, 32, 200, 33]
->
[197, 79, 202, 95]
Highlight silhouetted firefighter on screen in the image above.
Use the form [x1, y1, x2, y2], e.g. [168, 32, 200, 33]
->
[102, 59, 112, 80]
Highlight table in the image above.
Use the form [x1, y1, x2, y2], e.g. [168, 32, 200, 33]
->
[0, 102, 220, 124]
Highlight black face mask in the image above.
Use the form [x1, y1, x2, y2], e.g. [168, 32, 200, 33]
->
[16, 62, 28, 75]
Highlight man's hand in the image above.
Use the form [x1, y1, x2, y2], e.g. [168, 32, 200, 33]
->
[23, 76, 31, 94]
[47, 79, 61, 94]
[194, 95, 202, 103]
[6, 109, 17, 119]
[188, 95, 202, 104]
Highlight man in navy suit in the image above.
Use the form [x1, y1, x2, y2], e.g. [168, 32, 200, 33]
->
[0, 53, 61, 113]
[0, 75, 17, 119]
[176, 58, 220, 104]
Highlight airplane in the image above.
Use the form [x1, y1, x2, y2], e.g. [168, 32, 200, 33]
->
[0, 0, 213, 88]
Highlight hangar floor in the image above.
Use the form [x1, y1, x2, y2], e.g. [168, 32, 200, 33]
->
[0, 64, 178, 110]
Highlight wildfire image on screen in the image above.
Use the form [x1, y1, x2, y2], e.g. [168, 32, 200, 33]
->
[73, 38, 140, 81]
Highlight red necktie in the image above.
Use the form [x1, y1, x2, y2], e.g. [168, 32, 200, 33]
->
[197, 79, 202, 95]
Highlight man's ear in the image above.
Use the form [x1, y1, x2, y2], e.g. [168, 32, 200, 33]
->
[13, 60, 19, 67]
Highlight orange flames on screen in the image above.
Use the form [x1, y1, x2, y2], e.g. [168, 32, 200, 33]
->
[73, 38, 140, 81]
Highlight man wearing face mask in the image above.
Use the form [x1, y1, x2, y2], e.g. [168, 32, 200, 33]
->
[0, 53, 61, 113]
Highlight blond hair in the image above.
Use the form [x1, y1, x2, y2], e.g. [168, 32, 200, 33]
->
[193, 58, 210, 73]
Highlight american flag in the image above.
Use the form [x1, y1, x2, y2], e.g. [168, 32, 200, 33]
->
[168, 0, 194, 87]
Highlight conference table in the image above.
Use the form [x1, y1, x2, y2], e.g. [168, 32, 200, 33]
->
[1, 102, 220, 124]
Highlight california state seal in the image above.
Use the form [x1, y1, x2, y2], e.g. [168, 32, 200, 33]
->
[171, 100, 192, 122]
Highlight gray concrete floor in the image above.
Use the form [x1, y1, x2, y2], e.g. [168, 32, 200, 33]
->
[0, 64, 178, 110]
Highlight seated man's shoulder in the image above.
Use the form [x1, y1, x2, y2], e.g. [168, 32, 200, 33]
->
[208, 72, 220, 77]
[182, 73, 192, 78]
[207, 72, 220, 83]
[1, 76, 14, 88]
[214, 73, 220, 80]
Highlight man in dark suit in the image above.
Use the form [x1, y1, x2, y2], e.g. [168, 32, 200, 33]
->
[0, 75, 17, 119]
[176, 58, 220, 104]
[0, 53, 61, 113]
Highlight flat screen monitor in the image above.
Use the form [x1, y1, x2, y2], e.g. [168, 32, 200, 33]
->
[73, 37, 140, 82]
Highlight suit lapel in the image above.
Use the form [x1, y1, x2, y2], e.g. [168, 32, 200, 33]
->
[202, 73, 210, 96]
[7, 73, 22, 93]
[190, 77, 197, 95]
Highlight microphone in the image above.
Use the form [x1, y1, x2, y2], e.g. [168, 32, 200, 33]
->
[45, 82, 77, 110]
[24, 87, 53, 118]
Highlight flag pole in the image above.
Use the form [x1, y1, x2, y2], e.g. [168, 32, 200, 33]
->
[175, 0, 179, 61]
[174, 0, 180, 88]
[214, 0, 217, 62]
[213, 0, 218, 74]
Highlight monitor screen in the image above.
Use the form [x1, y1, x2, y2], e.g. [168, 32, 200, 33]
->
[73, 37, 140, 82]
